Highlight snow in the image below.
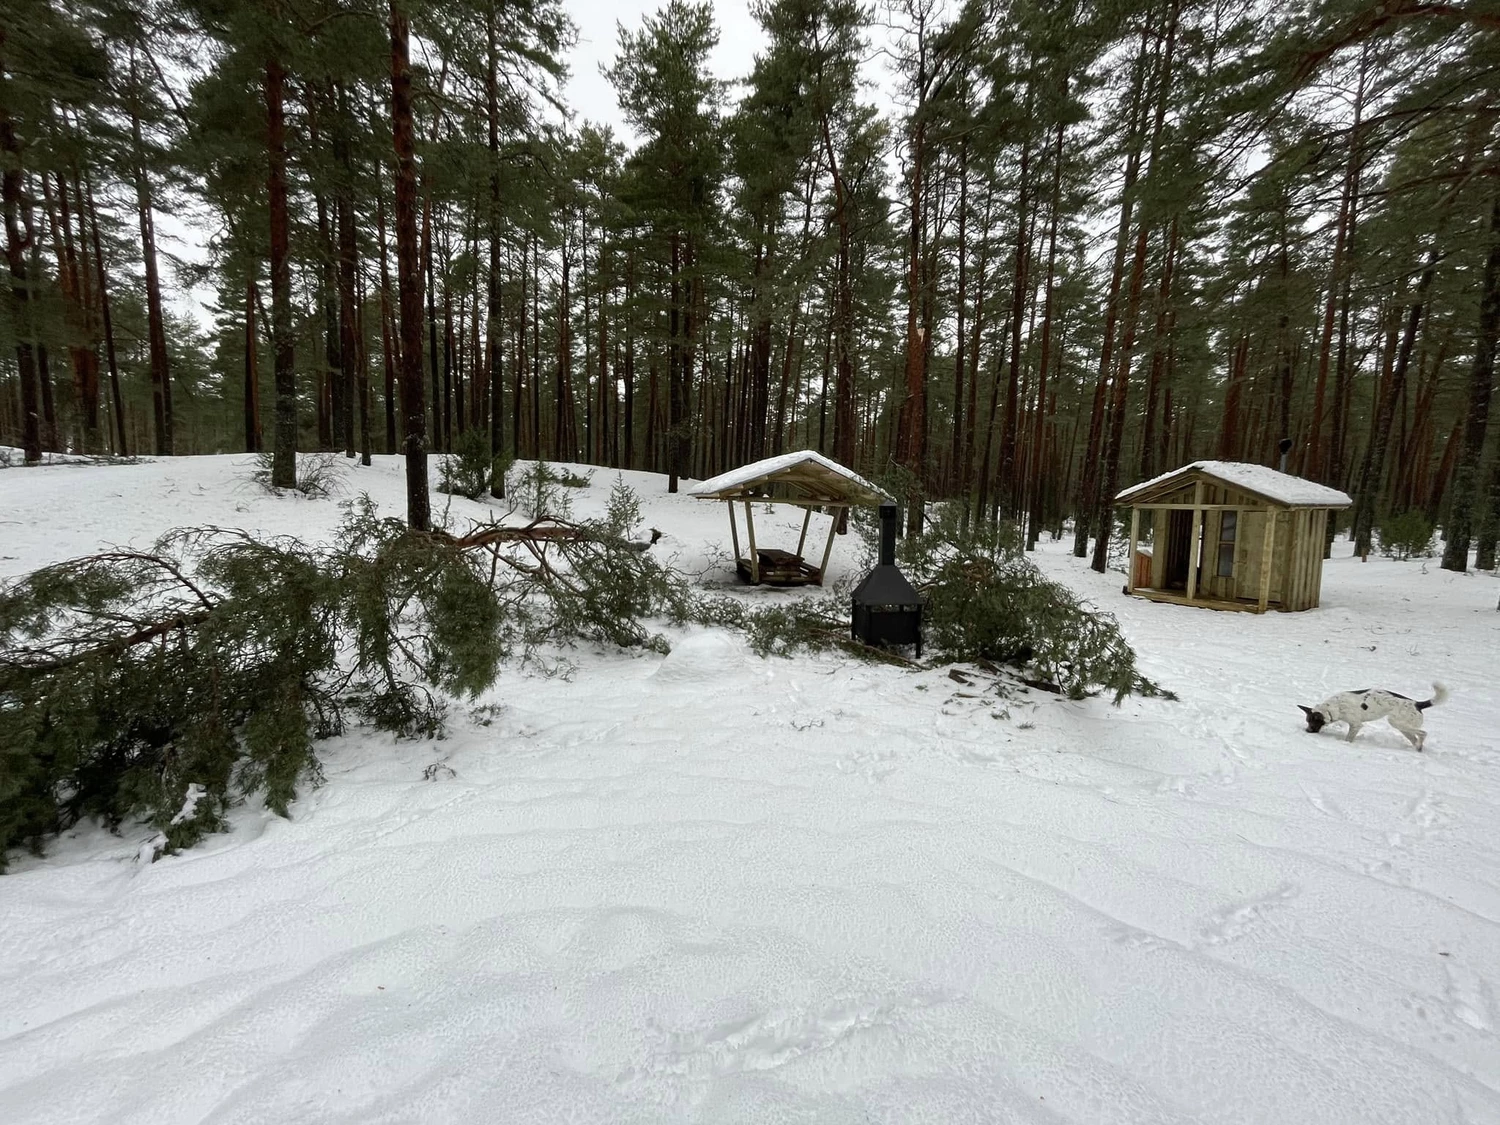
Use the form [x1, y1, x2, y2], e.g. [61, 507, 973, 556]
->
[688, 449, 889, 502]
[1117, 460, 1354, 508]
[3, 454, 1500, 1124]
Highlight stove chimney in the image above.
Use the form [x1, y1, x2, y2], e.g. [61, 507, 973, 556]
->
[879, 502, 898, 566]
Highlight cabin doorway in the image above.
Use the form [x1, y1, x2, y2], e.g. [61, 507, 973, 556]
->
[1163, 510, 1193, 590]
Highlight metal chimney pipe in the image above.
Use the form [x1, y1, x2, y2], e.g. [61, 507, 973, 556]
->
[1278, 436, 1293, 473]
[878, 502, 898, 566]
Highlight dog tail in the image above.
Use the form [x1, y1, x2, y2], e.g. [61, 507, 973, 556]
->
[1418, 683, 1449, 711]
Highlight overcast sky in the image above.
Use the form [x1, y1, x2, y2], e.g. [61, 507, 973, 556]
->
[560, 0, 769, 143]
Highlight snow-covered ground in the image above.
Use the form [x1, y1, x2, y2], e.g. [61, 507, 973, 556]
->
[2, 454, 1499, 1124]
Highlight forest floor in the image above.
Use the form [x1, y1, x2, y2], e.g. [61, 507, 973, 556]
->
[2, 453, 1500, 1124]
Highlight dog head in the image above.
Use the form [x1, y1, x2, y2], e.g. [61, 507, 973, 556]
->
[1298, 705, 1326, 733]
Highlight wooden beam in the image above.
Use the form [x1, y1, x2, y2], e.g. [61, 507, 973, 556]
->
[744, 500, 760, 584]
[1127, 507, 1140, 595]
[727, 500, 740, 565]
[817, 512, 838, 585]
[1134, 588, 1261, 612]
[1129, 503, 1275, 512]
[1185, 481, 1204, 602]
[796, 506, 812, 558]
[1258, 507, 1277, 612]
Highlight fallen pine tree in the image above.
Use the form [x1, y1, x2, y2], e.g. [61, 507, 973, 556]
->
[0, 484, 686, 869]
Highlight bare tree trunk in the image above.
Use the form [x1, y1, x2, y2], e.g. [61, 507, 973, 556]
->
[485, 2, 505, 495]
[377, 190, 398, 454]
[390, 0, 430, 529]
[949, 136, 968, 495]
[131, 47, 172, 456]
[1072, 24, 1152, 556]
[1304, 45, 1368, 481]
[245, 278, 261, 452]
[265, 55, 296, 488]
[1353, 253, 1437, 554]
[1028, 107, 1066, 549]
[84, 175, 127, 456]
[1, 68, 41, 463]
[999, 119, 1035, 514]
[1442, 192, 1500, 571]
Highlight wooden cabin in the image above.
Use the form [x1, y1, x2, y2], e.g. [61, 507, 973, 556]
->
[1115, 461, 1351, 613]
[689, 451, 890, 586]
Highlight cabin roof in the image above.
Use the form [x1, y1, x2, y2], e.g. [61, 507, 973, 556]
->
[1116, 460, 1352, 509]
[689, 451, 890, 505]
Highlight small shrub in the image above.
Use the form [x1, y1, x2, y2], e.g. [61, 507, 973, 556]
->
[1376, 510, 1434, 560]
[438, 429, 506, 501]
[509, 460, 581, 520]
[251, 451, 345, 498]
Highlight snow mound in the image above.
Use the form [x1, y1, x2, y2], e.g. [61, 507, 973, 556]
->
[651, 631, 749, 683]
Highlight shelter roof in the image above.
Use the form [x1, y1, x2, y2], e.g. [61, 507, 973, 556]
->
[1116, 460, 1352, 509]
[689, 451, 890, 505]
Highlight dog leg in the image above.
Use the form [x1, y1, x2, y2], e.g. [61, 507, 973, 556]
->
[1344, 722, 1362, 743]
[1395, 725, 1422, 750]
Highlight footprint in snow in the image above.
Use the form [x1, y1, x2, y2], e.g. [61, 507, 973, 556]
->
[1442, 961, 1497, 1033]
[1196, 882, 1301, 947]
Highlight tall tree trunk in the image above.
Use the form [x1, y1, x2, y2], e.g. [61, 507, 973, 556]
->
[390, 1, 430, 529]
[245, 278, 261, 452]
[1028, 106, 1066, 549]
[1, 65, 41, 463]
[668, 234, 681, 491]
[84, 175, 127, 456]
[131, 47, 172, 456]
[961, 181, 994, 503]
[334, 83, 358, 460]
[1138, 216, 1178, 481]
[265, 54, 296, 488]
[1473, 459, 1499, 570]
[949, 136, 968, 495]
[423, 194, 444, 451]
[1352, 253, 1438, 555]
[897, 104, 927, 532]
[623, 245, 635, 468]
[999, 133, 1034, 518]
[1072, 24, 1152, 556]
[377, 189, 398, 453]
[1304, 44, 1368, 481]
[1092, 4, 1175, 573]
[316, 189, 337, 451]
[485, 1, 505, 496]
[1441, 192, 1500, 571]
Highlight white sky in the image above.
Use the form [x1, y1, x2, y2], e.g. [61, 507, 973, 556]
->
[560, 0, 769, 143]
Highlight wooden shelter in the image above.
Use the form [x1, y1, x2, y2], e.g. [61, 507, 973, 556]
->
[1115, 461, 1351, 613]
[689, 451, 890, 586]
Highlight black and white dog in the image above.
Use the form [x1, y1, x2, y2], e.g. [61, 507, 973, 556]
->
[1299, 684, 1448, 750]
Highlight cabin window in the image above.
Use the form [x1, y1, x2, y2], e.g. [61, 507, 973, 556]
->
[1216, 511, 1237, 577]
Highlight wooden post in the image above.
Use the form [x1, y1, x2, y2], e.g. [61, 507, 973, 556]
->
[1185, 481, 1204, 603]
[727, 500, 740, 565]
[1127, 507, 1140, 594]
[817, 510, 838, 585]
[796, 506, 812, 558]
[744, 500, 760, 583]
[1258, 507, 1277, 612]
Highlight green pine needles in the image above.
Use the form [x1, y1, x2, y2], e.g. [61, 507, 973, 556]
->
[899, 507, 1162, 702]
[0, 486, 684, 870]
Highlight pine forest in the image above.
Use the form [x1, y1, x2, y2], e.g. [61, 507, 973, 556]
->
[4, 0, 1500, 573]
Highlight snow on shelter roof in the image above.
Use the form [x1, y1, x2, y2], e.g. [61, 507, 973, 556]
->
[689, 451, 891, 505]
[1116, 460, 1352, 509]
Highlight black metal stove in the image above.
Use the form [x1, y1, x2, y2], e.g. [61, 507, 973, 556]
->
[851, 502, 923, 657]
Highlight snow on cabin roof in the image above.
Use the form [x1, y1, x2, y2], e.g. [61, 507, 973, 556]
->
[1116, 460, 1352, 508]
[689, 450, 890, 504]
